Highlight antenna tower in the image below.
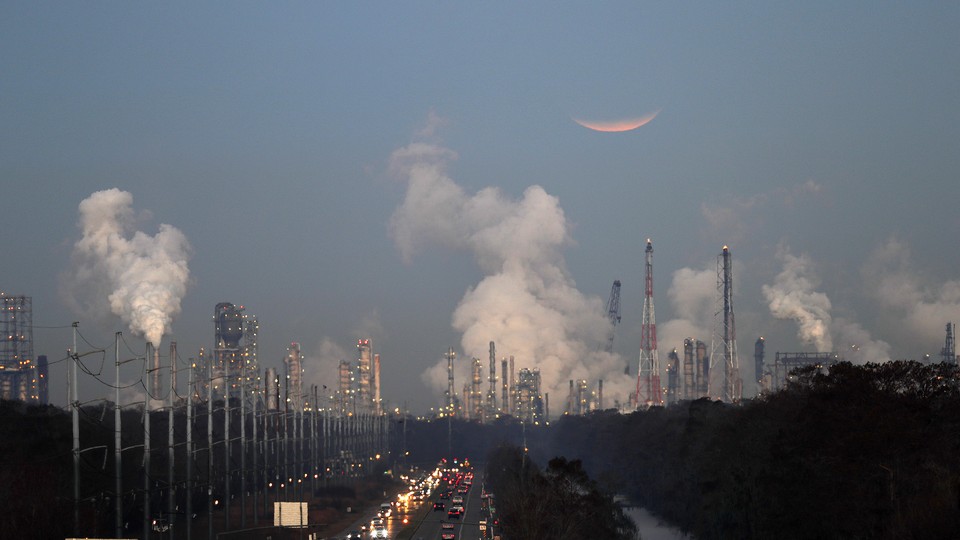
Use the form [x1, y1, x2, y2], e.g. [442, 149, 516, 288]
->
[636, 239, 662, 408]
[942, 323, 957, 364]
[710, 245, 742, 402]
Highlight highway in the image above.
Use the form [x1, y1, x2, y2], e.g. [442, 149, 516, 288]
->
[329, 464, 497, 540]
[407, 468, 489, 540]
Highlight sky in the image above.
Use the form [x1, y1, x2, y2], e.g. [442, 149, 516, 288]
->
[2, 2, 959, 414]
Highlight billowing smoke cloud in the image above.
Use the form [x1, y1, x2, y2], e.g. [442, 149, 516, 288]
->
[862, 237, 960, 348]
[389, 134, 630, 407]
[762, 247, 833, 352]
[833, 317, 891, 364]
[657, 265, 717, 353]
[761, 245, 891, 361]
[64, 189, 191, 346]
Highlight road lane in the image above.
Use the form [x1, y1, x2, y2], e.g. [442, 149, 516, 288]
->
[410, 468, 485, 540]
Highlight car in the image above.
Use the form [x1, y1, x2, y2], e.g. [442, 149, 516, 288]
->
[345, 531, 363, 540]
[370, 525, 388, 539]
[447, 506, 462, 518]
[451, 495, 463, 505]
[433, 502, 445, 511]
[440, 491, 451, 499]
[441, 534, 456, 540]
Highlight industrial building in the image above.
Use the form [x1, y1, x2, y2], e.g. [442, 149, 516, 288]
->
[771, 352, 841, 391]
[214, 302, 245, 399]
[324, 339, 384, 416]
[284, 342, 303, 411]
[515, 367, 544, 424]
[437, 343, 550, 423]
[357, 339, 372, 412]
[0, 293, 41, 403]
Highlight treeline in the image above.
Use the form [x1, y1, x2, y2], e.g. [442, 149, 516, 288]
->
[6, 361, 960, 538]
[0, 399, 225, 537]
[547, 361, 960, 540]
[485, 444, 637, 540]
[0, 400, 76, 538]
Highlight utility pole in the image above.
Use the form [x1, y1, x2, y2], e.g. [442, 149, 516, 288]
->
[224, 361, 231, 532]
[71, 322, 79, 535]
[240, 351, 246, 529]
[168, 342, 176, 540]
[114, 332, 123, 540]
[186, 358, 194, 540]
[252, 380, 259, 525]
[207, 351, 214, 540]
[144, 342, 153, 540]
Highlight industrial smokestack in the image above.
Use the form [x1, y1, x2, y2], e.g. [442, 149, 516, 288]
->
[471, 357, 482, 420]
[338, 360, 351, 414]
[446, 347, 456, 412]
[501, 359, 508, 415]
[286, 342, 303, 412]
[357, 339, 372, 413]
[488, 341, 497, 417]
[754, 337, 765, 395]
[373, 353, 381, 415]
[149, 342, 160, 401]
[683, 339, 695, 401]
[265, 367, 278, 411]
[509, 355, 515, 414]
[698, 340, 709, 398]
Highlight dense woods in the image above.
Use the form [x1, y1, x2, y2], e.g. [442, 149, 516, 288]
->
[485, 444, 637, 540]
[3, 361, 959, 538]
[547, 361, 960, 539]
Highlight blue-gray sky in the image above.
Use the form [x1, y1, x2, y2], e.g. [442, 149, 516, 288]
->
[3, 2, 959, 412]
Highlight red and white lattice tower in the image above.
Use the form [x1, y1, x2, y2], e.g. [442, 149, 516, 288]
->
[636, 239, 663, 408]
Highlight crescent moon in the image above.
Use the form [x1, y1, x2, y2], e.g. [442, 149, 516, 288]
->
[573, 109, 660, 132]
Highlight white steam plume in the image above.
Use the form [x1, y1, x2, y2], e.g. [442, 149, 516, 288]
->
[389, 134, 630, 408]
[657, 265, 717, 353]
[65, 189, 191, 345]
[762, 246, 833, 352]
[863, 237, 960, 347]
[833, 317, 891, 364]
